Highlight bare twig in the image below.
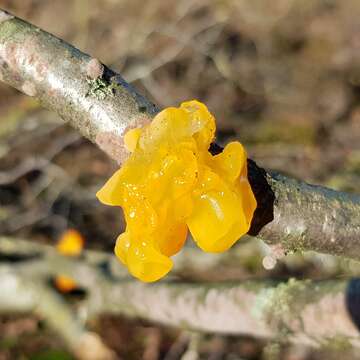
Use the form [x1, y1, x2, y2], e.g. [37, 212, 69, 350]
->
[0, 264, 115, 360]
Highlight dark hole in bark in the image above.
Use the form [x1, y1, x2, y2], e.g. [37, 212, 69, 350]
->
[247, 159, 275, 235]
[346, 278, 360, 331]
[208, 142, 223, 155]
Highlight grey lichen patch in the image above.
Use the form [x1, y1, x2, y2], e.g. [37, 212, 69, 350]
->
[86, 58, 104, 79]
[262, 342, 281, 360]
[253, 278, 310, 333]
[0, 10, 14, 23]
[281, 233, 307, 254]
[86, 77, 118, 100]
[320, 335, 352, 352]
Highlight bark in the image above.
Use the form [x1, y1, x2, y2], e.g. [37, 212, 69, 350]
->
[0, 9, 359, 260]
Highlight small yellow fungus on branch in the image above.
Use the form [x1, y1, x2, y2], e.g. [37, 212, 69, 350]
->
[55, 229, 84, 292]
[97, 100, 256, 282]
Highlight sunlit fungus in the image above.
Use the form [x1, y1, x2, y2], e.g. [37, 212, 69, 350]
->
[97, 100, 257, 282]
[55, 275, 78, 293]
[55, 229, 84, 292]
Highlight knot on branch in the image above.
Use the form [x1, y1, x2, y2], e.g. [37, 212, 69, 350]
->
[346, 278, 360, 332]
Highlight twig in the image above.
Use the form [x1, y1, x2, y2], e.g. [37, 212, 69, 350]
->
[0, 265, 115, 360]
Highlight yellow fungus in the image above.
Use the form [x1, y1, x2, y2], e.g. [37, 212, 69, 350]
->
[54, 275, 78, 293]
[124, 127, 142, 152]
[55, 229, 84, 292]
[56, 229, 84, 256]
[97, 100, 257, 282]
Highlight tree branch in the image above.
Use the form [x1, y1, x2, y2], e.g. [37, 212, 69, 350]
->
[0, 9, 359, 260]
[1, 237, 360, 348]
[0, 264, 116, 360]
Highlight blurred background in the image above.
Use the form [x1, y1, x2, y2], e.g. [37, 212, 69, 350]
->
[0, 0, 360, 359]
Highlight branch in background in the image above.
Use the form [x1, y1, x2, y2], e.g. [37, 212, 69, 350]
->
[0, 264, 116, 360]
[0, 237, 360, 349]
[0, 10, 359, 260]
